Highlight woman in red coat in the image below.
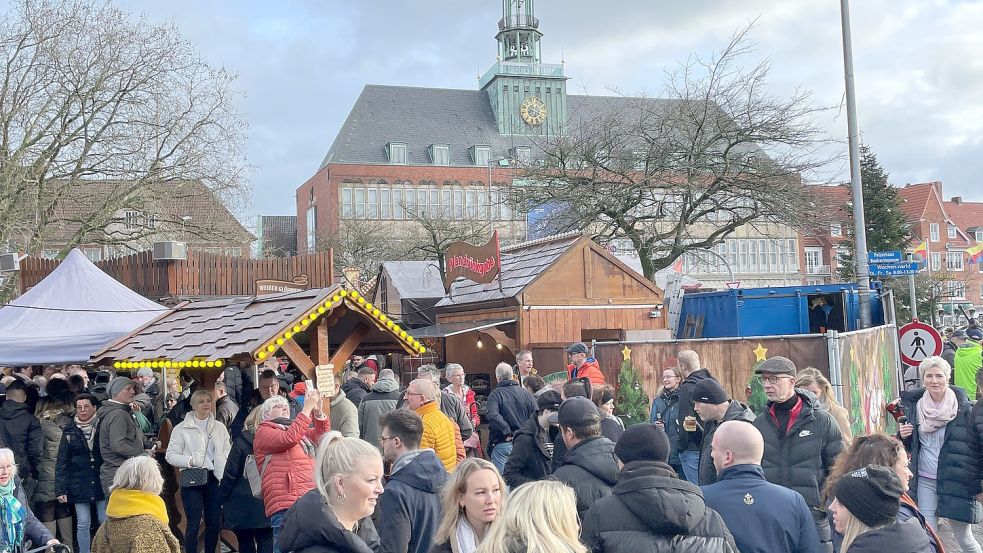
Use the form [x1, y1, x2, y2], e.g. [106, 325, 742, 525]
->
[252, 387, 329, 553]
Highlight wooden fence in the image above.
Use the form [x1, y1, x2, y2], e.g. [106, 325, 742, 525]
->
[18, 250, 334, 299]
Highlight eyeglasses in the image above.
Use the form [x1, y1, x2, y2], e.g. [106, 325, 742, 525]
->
[0, 465, 14, 473]
[379, 435, 397, 444]
[762, 375, 793, 385]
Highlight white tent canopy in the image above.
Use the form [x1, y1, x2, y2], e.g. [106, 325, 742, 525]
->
[0, 249, 167, 366]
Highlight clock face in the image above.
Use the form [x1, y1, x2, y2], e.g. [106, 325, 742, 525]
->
[520, 96, 547, 126]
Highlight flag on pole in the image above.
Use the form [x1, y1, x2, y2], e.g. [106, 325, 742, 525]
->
[967, 242, 983, 264]
[671, 256, 684, 272]
[912, 241, 928, 261]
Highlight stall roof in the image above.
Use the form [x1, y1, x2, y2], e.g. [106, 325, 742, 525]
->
[410, 318, 517, 339]
[91, 285, 423, 364]
[380, 261, 445, 298]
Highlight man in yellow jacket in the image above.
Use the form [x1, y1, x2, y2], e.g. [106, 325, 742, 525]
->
[405, 379, 463, 471]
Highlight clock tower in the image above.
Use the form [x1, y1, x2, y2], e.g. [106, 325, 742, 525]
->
[480, 0, 568, 136]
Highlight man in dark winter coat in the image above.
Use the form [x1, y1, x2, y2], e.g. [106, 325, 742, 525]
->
[581, 423, 738, 553]
[551, 397, 620, 517]
[485, 363, 537, 472]
[702, 421, 821, 553]
[752, 356, 843, 553]
[97, 377, 155, 494]
[503, 391, 561, 488]
[691, 378, 755, 485]
[359, 369, 402, 449]
[676, 349, 716, 484]
[0, 382, 43, 499]
[341, 366, 375, 408]
[376, 409, 448, 553]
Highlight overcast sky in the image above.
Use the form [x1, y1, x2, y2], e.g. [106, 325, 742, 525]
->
[17, 0, 983, 218]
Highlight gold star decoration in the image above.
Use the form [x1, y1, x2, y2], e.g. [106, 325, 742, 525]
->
[621, 345, 632, 361]
[753, 343, 768, 362]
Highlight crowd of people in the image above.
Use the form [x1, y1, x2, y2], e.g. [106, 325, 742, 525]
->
[1, 338, 983, 553]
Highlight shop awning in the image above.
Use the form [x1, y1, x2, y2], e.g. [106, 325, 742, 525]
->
[410, 318, 517, 339]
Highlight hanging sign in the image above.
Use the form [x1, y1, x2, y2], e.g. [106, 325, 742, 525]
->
[256, 274, 309, 296]
[444, 231, 502, 291]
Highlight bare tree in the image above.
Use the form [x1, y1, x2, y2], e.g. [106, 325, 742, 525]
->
[514, 26, 835, 280]
[0, 0, 250, 258]
[403, 208, 492, 284]
[317, 218, 406, 284]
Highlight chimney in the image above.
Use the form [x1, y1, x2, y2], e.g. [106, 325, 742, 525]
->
[952, 196, 962, 205]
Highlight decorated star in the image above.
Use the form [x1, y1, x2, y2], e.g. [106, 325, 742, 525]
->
[621, 345, 632, 361]
[753, 343, 768, 362]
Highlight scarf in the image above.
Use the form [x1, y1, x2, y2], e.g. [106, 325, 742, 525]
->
[76, 415, 98, 450]
[917, 387, 958, 433]
[453, 517, 479, 553]
[0, 479, 25, 549]
[106, 488, 169, 525]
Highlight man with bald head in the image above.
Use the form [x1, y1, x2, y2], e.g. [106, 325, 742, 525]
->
[404, 378, 463, 471]
[701, 421, 821, 553]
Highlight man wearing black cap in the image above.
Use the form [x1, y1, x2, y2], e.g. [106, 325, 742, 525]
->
[691, 378, 754, 485]
[565, 342, 605, 386]
[551, 397, 620, 517]
[752, 356, 843, 553]
[580, 423, 737, 553]
[503, 390, 562, 488]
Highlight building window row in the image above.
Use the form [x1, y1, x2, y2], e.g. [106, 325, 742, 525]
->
[682, 238, 799, 275]
[340, 186, 517, 221]
[385, 142, 495, 167]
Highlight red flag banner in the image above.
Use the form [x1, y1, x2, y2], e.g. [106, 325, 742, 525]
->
[444, 231, 501, 291]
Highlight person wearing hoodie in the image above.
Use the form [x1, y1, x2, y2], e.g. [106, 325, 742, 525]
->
[690, 378, 755, 486]
[91, 456, 180, 553]
[96, 377, 156, 495]
[565, 342, 605, 385]
[359, 369, 401, 450]
[675, 349, 717, 484]
[580, 423, 738, 553]
[329, 375, 359, 438]
[550, 397, 620, 517]
[220, 407, 274, 553]
[341, 367, 375, 408]
[829, 464, 934, 553]
[376, 409, 448, 553]
[951, 330, 982, 399]
[503, 391, 562, 488]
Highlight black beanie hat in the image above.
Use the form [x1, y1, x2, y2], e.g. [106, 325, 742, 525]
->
[691, 378, 729, 404]
[833, 464, 903, 528]
[614, 423, 670, 464]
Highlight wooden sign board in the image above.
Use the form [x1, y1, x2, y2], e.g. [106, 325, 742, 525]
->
[256, 274, 309, 296]
[315, 364, 336, 397]
[444, 230, 501, 291]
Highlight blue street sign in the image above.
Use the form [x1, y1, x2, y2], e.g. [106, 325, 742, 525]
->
[868, 251, 903, 263]
[869, 261, 920, 276]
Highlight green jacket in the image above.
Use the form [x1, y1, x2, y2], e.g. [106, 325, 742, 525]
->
[953, 341, 983, 399]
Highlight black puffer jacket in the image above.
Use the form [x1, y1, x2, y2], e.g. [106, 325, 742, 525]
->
[698, 401, 755, 485]
[845, 518, 934, 553]
[219, 429, 269, 530]
[904, 385, 982, 524]
[485, 380, 536, 449]
[553, 436, 620, 517]
[580, 460, 738, 553]
[752, 390, 843, 509]
[279, 489, 380, 553]
[503, 414, 552, 488]
[0, 400, 42, 480]
[677, 369, 715, 451]
[341, 378, 371, 408]
[55, 418, 105, 503]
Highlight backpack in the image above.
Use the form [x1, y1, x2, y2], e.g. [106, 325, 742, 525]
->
[244, 453, 272, 499]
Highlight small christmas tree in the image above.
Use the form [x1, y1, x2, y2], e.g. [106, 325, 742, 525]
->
[747, 343, 770, 415]
[615, 346, 649, 427]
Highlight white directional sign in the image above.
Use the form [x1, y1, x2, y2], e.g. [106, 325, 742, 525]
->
[898, 321, 943, 366]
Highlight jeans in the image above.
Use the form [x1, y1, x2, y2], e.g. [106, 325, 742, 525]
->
[181, 475, 222, 553]
[74, 500, 108, 553]
[491, 442, 514, 474]
[270, 510, 287, 553]
[678, 450, 700, 485]
[234, 528, 274, 553]
[918, 477, 982, 553]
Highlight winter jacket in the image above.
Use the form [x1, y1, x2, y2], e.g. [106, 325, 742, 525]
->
[279, 489, 380, 553]
[823, 399, 854, 446]
[165, 412, 232, 482]
[91, 502, 180, 553]
[941, 341, 957, 371]
[341, 378, 372, 408]
[845, 518, 935, 553]
[215, 395, 239, 429]
[566, 358, 605, 386]
[503, 414, 553, 488]
[752, 389, 843, 510]
[698, 401, 755, 486]
[330, 390, 359, 438]
[600, 416, 625, 443]
[0, 476, 53, 550]
[553, 435, 620, 517]
[96, 400, 152, 493]
[439, 391, 473, 441]
[33, 406, 73, 502]
[253, 412, 330, 517]
[223, 365, 245, 407]
[953, 340, 983, 399]
[830, 492, 943, 553]
[444, 384, 480, 430]
[650, 388, 681, 466]
[56, 418, 105, 503]
[580, 460, 738, 553]
[219, 429, 269, 530]
[677, 369, 715, 452]
[485, 380, 536, 448]
[0, 401, 42, 481]
[415, 401, 461, 472]
[903, 385, 982, 523]
[359, 378, 401, 449]
[701, 464, 820, 553]
[377, 450, 448, 553]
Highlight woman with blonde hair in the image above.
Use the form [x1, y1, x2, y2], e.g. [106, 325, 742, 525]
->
[796, 367, 853, 445]
[278, 432, 384, 553]
[476, 480, 587, 553]
[432, 458, 507, 553]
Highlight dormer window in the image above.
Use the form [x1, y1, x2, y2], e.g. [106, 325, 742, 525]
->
[386, 142, 408, 165]
[512, 146, 532, 164]
[471, 145, 491, 166]
[429, 144, 450, 166]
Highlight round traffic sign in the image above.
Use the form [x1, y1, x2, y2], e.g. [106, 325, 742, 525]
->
[898, 321, 943, 366]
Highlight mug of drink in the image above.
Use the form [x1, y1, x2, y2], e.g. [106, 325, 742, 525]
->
[683, 416, 698, 432]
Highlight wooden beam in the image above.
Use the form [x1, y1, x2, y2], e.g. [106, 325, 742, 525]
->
[310, 318, 329, 365]
[481, 327, 517, 355]
[327, 323, 371, 373]
[281, 338, 315, 378]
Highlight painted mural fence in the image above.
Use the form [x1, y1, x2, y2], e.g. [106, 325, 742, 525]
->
[827, 324, 901, 436]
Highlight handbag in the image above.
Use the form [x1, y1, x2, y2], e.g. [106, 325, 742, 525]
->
[179, 431, 211, 488]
